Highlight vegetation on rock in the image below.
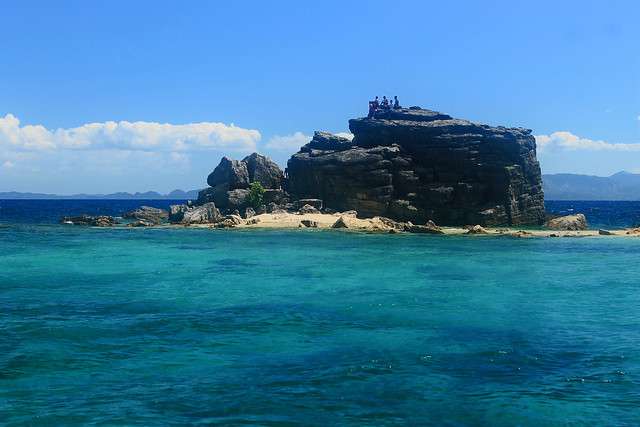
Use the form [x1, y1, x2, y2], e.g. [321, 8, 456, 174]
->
[247, 181, 265, 208]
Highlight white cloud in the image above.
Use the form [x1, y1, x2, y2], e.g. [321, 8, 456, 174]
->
[334, 132, 354, 140]
[1, 160, 14, 169]
[265, 131, 310, 151]
[535, 131, 640, 152]
[0, 114, 261, 153]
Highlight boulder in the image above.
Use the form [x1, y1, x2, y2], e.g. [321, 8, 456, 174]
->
[263, 189, 288, 205]
[94, 216, 116, 227]
[169, 204, 189, 223]
[295, 199, 323, 210]
[123, 206, 168, 224]
[244, 207, 256, 219]
[286, 108, 545, 226]
[207, 157, 250, 189]
[299, 204, 320, 214]
[406, 220, 444, 234]
[598, 229, 614, 236]
[182, 203, 222, 225]
[388, 199, 422, 222]
[467, 225, 489, 234]
[215, 214, 244, 228]
[242, 153, 284, 189]
[202, 188, 250, 211]
[301, 219, 318, 228]
[546, 214, 587, 231]
[266, 202, 288, 214]
[196, 184, 228, 205]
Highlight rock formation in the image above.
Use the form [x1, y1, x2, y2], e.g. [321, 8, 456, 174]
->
[286, 107, 545, 226]
[60, 215, 117, 227]
[198, 153, 285, 211]
[179, 203, 222, 225]
[123, 206, 169, 224]
[545, 214, 587, 231]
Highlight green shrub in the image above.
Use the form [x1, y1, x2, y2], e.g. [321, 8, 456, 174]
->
[247, 181, 265, 208]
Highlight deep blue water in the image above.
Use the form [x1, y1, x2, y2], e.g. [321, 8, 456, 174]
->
[1, 200, 640, 425]
[0, 199, 185, 225]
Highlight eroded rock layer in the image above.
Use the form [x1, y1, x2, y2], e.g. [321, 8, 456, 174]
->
[286, 108, 545, 226]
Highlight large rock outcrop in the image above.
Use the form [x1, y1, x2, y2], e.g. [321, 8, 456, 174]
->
[198, 152, 285, 212]
[286, 107, 545, 226]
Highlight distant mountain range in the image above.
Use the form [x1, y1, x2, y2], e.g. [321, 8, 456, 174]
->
[543, 171, 640, 200]
[0, 189, 201, 200]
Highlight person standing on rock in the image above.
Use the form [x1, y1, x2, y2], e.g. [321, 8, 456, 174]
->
[367, 101, 375, 118]
[393, 96, 400, 109]
[382, 96, 389, 110]
[373, 96, 379, 109]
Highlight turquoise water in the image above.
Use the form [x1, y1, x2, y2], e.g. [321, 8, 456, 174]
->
[2, 223, 640, 425]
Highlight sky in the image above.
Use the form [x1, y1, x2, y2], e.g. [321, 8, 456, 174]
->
[1, 0, 639, 194]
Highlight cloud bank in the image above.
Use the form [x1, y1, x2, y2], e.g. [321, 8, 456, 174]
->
[535, 131, 640, 176]
[0, 114, 261, 152]
[0, 114, 263, 193]
[535, 131, 640, 152]
[266, 132, 311, 151]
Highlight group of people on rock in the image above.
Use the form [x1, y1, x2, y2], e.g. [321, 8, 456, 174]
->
[368, 95, 401, 118]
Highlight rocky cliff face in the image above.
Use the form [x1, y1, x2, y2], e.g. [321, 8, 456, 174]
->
[286, 107, 545, 226]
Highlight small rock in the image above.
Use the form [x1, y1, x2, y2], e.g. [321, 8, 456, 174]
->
[466, 225, 488, 234]
[332, 217, 349, 229]
[301, 219, 318, 228]
[127, 219, 154, 227]
[599, 229, 614, 236]
[94, 216, 116, 227]
[60, 215, 117, 227]
[246, 217, 261, 225]
[407, 224, 444, 234]
[215, 215, 244, 228]
[546, 214, 587, 231]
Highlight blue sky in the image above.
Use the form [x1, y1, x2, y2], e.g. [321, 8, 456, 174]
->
[1, 0, 639, 193]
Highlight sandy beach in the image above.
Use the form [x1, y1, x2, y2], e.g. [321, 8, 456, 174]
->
[176, 211, 640, 238]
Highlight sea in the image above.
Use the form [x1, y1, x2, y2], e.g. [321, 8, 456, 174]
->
[1, 200, 639, 426]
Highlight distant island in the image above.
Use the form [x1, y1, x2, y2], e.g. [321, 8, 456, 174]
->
[0, 189, 200, 200]
[543, 171, 640, 200]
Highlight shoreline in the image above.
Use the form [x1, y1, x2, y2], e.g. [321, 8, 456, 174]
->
[128, 211, 640, 239]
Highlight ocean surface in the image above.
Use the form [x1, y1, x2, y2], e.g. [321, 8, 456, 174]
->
[1, 200, 640, 425]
